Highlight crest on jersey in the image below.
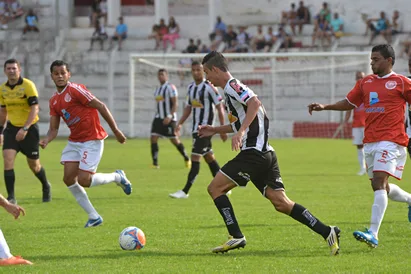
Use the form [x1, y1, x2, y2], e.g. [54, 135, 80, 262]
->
[64, 93, 71, 102]
[228, 112, 238, 123]
[385, 81, 397, 90]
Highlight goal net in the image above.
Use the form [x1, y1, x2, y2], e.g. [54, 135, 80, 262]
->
[128, 52, 370, 138]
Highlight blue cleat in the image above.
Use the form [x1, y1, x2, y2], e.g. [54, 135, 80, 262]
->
[115, 170, 132, 195]
[84, 216, 103, 228]
[408, 205, 411, 222]
[353, 228, 378, 248]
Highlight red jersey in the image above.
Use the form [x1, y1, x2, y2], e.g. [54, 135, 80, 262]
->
[352, 103, 366, 128]
[346, 72, 411, 146]
[49, 82, 108, 142]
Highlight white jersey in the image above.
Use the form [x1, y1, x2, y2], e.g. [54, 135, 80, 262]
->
[154, 81, 178, 121]
[224, 78, 273, 152]
[186, 80, 223, 133]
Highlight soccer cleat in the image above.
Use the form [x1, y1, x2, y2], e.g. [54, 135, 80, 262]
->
[326, 226, 341, 255]
[84, 216, 103, 228]
[185, 160, 191, 168]
[0, 256, 33, 266]
[353, 228, 378, 248]
[115, 170, 132, 195]
[6, 197, 16, 205]
[151, 165, 160, 169]
[212, 235, 246, 253]
[169, 190, 189, 199]
[42, 183, 51, 202]
[408, 205, 411, 222]
[226, 190, 232, 196]
[357, 169, 366, 176]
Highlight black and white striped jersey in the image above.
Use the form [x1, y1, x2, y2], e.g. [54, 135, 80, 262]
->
[154, 81, 178, 120]
[224, 78, 273, 152]
[186, 80, 223, 133]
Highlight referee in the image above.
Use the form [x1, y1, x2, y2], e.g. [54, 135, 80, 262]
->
[0, 59, 51, 204]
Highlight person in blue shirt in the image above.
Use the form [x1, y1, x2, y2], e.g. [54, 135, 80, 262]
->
[209, 16, 226, 42]
[23, 9, 39, 34]
[110, 16, 128, 51]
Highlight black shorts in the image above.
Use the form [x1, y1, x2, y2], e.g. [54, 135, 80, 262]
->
[151, 118, 176, 138]
[220, 149, 284, 195]
[192, 133, 212, 156]
[3, 122, 40, 159]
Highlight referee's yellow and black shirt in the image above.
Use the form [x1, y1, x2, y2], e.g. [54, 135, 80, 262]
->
[0, 77, 39, 127]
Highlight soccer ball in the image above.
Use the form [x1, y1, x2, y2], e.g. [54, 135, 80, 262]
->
[119, 226, 146, 250]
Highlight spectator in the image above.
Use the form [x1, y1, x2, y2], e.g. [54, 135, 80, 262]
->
[22, 9, 39, 35]
[250, 25, 266, 52]
[200, 44, 210, 54]
[235, 26, 250, 52]
[89, 20, 108, 51]
[366, 11, 391, 45]
[186, 38, 198, 53]
[224, 25, 237, 48]
[99, 0, 108, 26]
[330, 12, 344, 39]
[391, 10, 402, 35]
[276, 26, 293, 52]
[0, 0, 9, 30]
[178, 50, 192, 87]
[313, 2, 331, 31]
[288, 3, 298, 35]
[109, 16, 127, 51]
[263, 26, 276, 52]
[148, 18, 167, 50]
[196, 39, 202, 49]
[90, 0, 101, 27]
[209, 16, 226, 41]
[163, 16, 180, 50]
[9, 0, 24, 19]
[312, 14, 331, 47]
[296, 1, 310, 34]
[210, 29, 224, 51]
[400, 38, 411, 59]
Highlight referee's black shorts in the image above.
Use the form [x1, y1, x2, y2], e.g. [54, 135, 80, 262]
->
[3, 122, 40, 159]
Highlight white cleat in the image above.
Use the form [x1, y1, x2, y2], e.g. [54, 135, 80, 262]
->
[226, 190, 232, 196]
[169, 190, 189, 199]
[357, 169, 366, 176]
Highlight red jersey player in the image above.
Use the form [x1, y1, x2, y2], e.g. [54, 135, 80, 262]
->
[308, 44, 411, 248]
[343, 71, 366, 175]
[40, 60, 132, 228]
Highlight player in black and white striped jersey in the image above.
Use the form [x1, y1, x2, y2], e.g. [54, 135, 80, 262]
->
[169, 61, 227, 199]
[150, 69, 190, 169]
[199, 51, 340, 255]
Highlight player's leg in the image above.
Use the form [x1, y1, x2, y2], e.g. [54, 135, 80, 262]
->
[0, 228, 32, 266]
[78, 140, 132, 195]
[254, 151, 340, 255]
[203, 138, 220, 177]
[63, 162, 102, 227]
[353, 127, 366, 175]
[150, 118, 161, 168]
[166, 121, 190, 166]
[2, 149, 17, 204]
[169, 152, 201, 199]
[21, 123, 51, 202]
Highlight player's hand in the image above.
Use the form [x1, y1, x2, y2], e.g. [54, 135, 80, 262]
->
[163, 117, 171, 125]
[198, 125, 215, 138]
[175, 124, 182, 136]
[231, 130, 244, 151]
[114, 129, 126, 144]
[307, 103, 325, 115]
[39, 139, 49, 149]
[0, 134, 3, 146]
[4, 202, 25, 219]
[220, 132, 228, 142]
[15, 129, 27, 142]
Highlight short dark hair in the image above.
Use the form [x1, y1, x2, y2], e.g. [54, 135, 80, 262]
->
[372, 44, 395, 66]
[202, 51, 228, 72]
[191, 61, 201, 66]
[4, 59, 20, 69]
[158, 68, 167, 74]
[50, 60, 70, 73]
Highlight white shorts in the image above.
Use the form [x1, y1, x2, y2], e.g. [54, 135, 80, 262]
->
[364, 141, 407, 180]
[352, 127, 364, 145]
[61, 140, 104, 173]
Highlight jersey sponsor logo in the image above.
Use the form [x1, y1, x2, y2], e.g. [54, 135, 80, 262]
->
[229, 80, 242, 94]
[61, 109, 70, 120]
[228, 112, 238, 123]
[155, 95, 164, 102]
[369, 92, 379, 105]
[366, 107, 385, 113]
[191, 99, 204, 108]
[385, 80, 397, 90]
[64, 93, 72, 102]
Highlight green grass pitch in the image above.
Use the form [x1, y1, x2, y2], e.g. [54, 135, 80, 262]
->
[2, 138, 411, 273]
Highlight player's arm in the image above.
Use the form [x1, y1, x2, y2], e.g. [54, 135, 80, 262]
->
[40, 115, 60, 149]
[170, 96, 178, 116]
[23, 100, 39, 129]
[215, 103, 228, 142]
[237, 96, 261, 134]
[88, 98, 120, 134]
[0, 107, 7, 135]
[0, 193, 25, 219]
[177, 105, 191, 126]
[344, 109, 352, 123]
[308, 99, 355, 114]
